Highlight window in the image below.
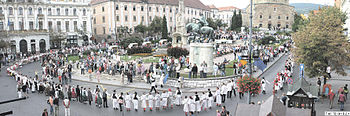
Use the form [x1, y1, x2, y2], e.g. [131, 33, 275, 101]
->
[74, 21, 77, 31]
[116, 5, 119, 10]
[19, 7, 23, 15]
[48, 21, 53, 31]
[274, 8, 277, 11]
[149, 7, 151, 11]
[116, 15, 119, 21]
[125, 15, 128, 21]
[48, 8, 52, 15]
[39, 21, 43, 30]
[38, 7, 42, 14]
[278, 16, 281, 19]
[286, 16, 289, 20]
[149, 16, 152, 21]
[65, 8, 69, 16]
[56, 8, 60, 15]
[195, 11, 196, 15]
[29, 21, 34, 30]
[269, 15, 271, 19]
[73, 8, 77, 16]
[133, 16, 136, 22]
[94, 18, 96, 24]
[83, 21, 87, 31]
[0, 7, 3, 14]
[141, 16, 144, 22]
[93, 9, 96, 14]
[133, 5, 136, 11]
[83, 9, 86, 16]
[103, 27, 106, 34]
[102, 7, 104, 12]
[9, 22, 14, 31]
[156, 7, 159, 12]
[170, 8, 172, 13]
[259, 24, 262, 27]
[286, 24, 289, 28]
[8, 7, 13, 15]
[259, 15, 262, 19]
[102, 16, 105, 23]
[65, 21, 70, 32]
[141, 6, 144, 11]
[57, 21, 61, 32]
[94, 28, 96, 34]
[19, 21, 23, 30]
[124, 5, 127, 11]
[163, 8, 165, 12]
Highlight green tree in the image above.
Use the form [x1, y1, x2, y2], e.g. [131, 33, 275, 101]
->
[134, 23, 148, 38]
[216, 19, 223, 30]
[149, 16, 162, 36]
[236, 10, 242, 30]
[162, 15, 168, 39]
[207, 18, 217, 30]
[293, 7, 350, 78]
[230, 10, 237, 31]
[292, 14, 306, 32]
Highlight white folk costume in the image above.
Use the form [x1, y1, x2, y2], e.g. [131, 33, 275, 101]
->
[147, 94, 154, 110]
[182, 98, 189, 113]
[175, 90, 182, 106]
[194, 95, 201, 112]
[167, 91, 174, 107]
[208, 91, 214, 108]
[155, 93, 161, 108]
[141, 94, 147, 110]
[132, 94, 139, 110]
[161, 92, 168, 107]
[125, 94, 132, 109]
[201, 93, 208, 110]
[215, 89, 222, 105]
[112, 93, 119, 109]
[189, 98, 196, 112]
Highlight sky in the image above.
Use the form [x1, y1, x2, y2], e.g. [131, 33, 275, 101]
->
[200, 0, 335, 9]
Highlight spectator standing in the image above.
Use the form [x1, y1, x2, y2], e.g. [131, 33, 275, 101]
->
[63, 97, 70, 116]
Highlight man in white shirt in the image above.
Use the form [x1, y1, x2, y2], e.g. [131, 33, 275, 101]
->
[63, 97, 70, 116]
[327, 66, 331, 78]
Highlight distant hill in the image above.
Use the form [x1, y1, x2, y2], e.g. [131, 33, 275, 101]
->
[290, 3, 325, 14]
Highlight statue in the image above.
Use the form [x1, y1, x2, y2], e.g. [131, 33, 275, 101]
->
[185, 15, 214, 43]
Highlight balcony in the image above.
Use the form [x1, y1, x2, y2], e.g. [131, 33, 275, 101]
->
[37, 14, 44, 19]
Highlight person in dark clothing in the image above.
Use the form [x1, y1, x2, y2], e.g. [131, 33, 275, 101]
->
[192, 64, 198, 78]
[87, 88, 93, 105]
[317, 78, 321, 96]
[76, 85, 80, 102]
[42, 109, 48, 116]
[281, 93, 288, 106]
[103, 89, 108, 108]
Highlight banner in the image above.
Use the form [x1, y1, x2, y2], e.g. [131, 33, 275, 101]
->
[253, 58, 267, 71]
[240, 60, 247, 66]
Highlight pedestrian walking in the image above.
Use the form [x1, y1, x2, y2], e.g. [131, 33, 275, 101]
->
[328, 90, 335, 109]
[141, 92, 147, 112]
[125, 92, 131, 111]
[102, 89, 109, 108]
[215, 87, 222, 106]
[42, 109, 48, 116]
[63, 97, 70, 116]
[208, 89, 214, 109]
[339, 92, 346, 111]
[132, 92, 139, 111]
[118, 92, 124, 112]
[194, 92, 201, 113]
[147, 92, 154, 111]
[161, 91, 168, 109]
[112, 90, 119, 110]
[155, 92, 161, 110]
[201, 92, 208, 111]
[175, 88, 182, 106]
[87, 88, 93, 105]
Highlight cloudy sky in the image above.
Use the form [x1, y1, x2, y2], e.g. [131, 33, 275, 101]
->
[200, 0, 334, 9]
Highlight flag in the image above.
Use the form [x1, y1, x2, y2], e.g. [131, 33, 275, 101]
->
[240, 60, 247, 66]
[253, 58, 267, 71]
[163, 74, 169, 84]
[238, 56, 242, 60]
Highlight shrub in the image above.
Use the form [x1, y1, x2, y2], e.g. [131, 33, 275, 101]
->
[167, 47, 189, 58]
[257, 36, 276, 45]
[153, 54, 168, 57]
[127, 46, 152, 55]
[237, 75, 261, 94]
[132, 53, 152, 56]
[120, 37, 143, 48]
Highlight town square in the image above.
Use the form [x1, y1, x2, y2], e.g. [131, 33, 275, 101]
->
[0, 0, 349, 116]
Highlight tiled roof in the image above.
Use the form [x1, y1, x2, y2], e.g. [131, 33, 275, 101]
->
[217, 6, 240, 11]
[90, 0, 210, 10]
[208, 4, 217, 9]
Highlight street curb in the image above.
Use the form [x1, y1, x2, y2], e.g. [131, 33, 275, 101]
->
[257, 53, 286, 78]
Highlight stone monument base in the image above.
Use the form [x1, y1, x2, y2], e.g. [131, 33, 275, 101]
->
[189, 43, 214, 73]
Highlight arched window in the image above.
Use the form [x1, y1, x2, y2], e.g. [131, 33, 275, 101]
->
[48, 8, 52, 15]
[8, 7, 13, 15]
[28, 7, 33, 15]
[73, 8, 77, 16]
[56, 8, 60, 15]
[18, 7, 23, 15]
[83, 9, 86, 16]
[38, 7, 42, 14]
[65, 8, 69, 16]
[0, 7, 3, 14]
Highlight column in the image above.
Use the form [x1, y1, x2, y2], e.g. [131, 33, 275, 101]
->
[24, 6, 28, 30]
[44, 7, 48, 30]
[14, 6, 19, 30]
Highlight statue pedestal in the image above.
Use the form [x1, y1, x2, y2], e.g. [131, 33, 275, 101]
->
[189, 43, 214, 73]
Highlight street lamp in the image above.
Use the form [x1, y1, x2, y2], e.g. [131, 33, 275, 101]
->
[247, 0, 253, 104]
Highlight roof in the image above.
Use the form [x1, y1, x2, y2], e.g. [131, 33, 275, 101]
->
[90, 0, 211, 10]
[217, 6, 240, 11]
[287, 78, 318, 98]
[207, 4, 218, 9]
[235, 95, 311, 116]
[259, 95, 286, 116]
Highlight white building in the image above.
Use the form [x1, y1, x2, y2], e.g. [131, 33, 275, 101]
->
[341, 0, 350, 39]
[0, 0, 92, 53]
[216, 6, 240, 27]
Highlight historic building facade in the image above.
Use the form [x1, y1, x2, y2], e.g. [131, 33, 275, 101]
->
[0, 0, 92, 53]
[341, 0, 350, 39]
[91, 0, 212, 40]
[216, 6, 240, 29]
[243, 0, 295, 31]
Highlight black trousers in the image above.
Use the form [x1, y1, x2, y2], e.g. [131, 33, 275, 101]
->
[119, 103, 123, 111]
[221, 94, 226, 103]
[103, 98, 108, 107]
[233, 89, 236, 97]
[228, 91, 232, 98]
[150, 86, 157, 93]
[239, 92, 244, 99]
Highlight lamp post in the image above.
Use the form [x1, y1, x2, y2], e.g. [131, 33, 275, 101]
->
[247, 0, 253, 104]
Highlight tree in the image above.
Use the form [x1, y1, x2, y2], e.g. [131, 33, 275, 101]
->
[149, 16, 162, 36]
[215, 19, 223, 30]
[0, 40, 9, 49]
[230, 10, 237, 31]
[293, 7, 350, 78]
[207, 18, 217, 30]
[236, 10, 242, 30]
[162, 15, 168, 39]
[134, 23, 148, 38]
[292, 13, 306, 32]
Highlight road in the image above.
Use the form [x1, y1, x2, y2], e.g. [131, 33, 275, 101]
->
[0, 54, 295, 116]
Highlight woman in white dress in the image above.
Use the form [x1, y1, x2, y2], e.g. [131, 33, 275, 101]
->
[140, 92, 147, 112]
[155, 92, 161, 110]
[161, 91, 168, 109]
[147, 93, 154, 111]
[167, 89, 174, 108]
[132, 92, 139, 111]
[194, 93, 201, 113]
[201, 92, 208, 111]
[175, 87, 182, 106]
[183, 96, 189, 116]
[112, 90, 119, 110]
[189, 96, 196, 113]
[208, 89, 214, 109]
[125, 93, 132, 111]
[215, 87, 222, 106]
